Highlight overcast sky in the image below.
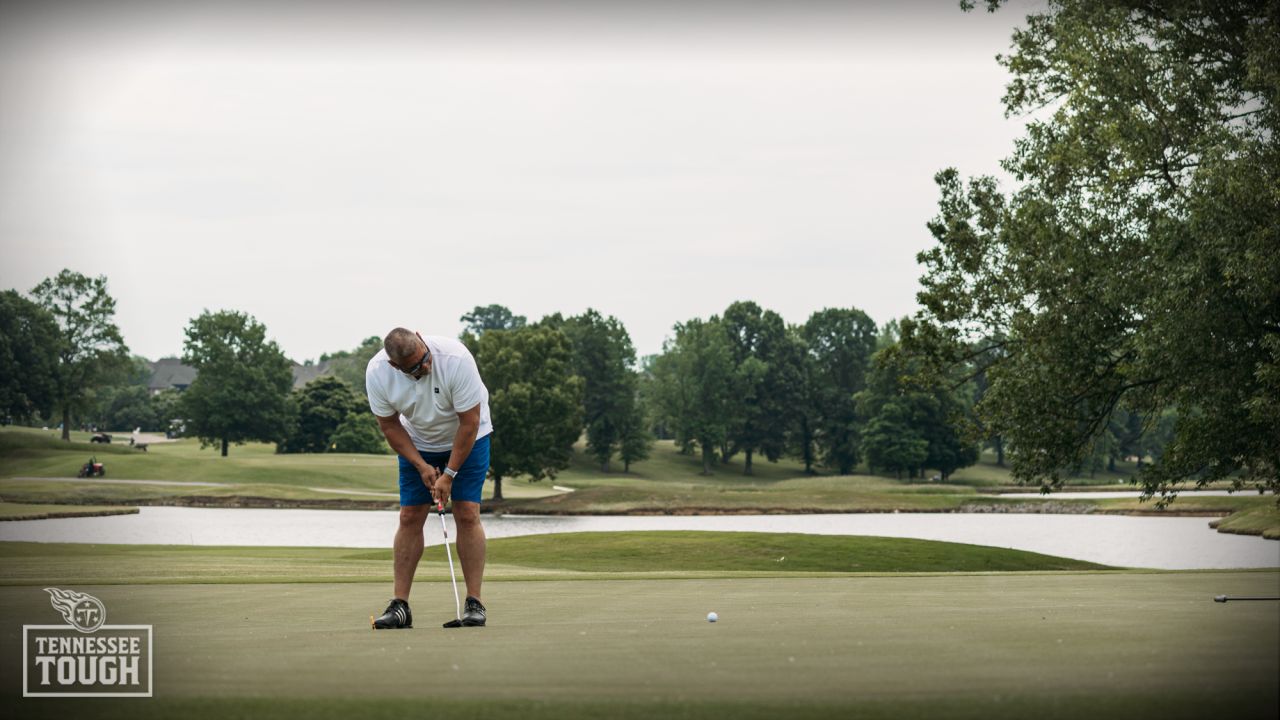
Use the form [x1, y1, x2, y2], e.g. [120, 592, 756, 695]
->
[0, 0, 1034, 363]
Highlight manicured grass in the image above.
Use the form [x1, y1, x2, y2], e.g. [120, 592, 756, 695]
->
[0, 533, 1108, 587]
[0, 427, 402, 489]
[501, 474, 1009, 514]
[0, 502, 138, 521]
[0, 427, 556, 503]
[1212, 504, 1280, 539]
[0, 478, 402, 507]
[0, 542, 396, 586]
[1, 572, 1276, 719]
[0, 427, 1112, 492]
[944, 451, 1144, 488]
[488, 531, 1108, 573]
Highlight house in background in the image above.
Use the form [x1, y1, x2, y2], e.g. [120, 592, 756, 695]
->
[147, 358, 334, 393]
[147, 358, 197, 394]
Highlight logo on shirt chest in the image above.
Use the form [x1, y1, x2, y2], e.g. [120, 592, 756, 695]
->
[434, 387, 440, 394]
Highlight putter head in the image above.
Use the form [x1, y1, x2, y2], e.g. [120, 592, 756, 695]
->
[1213, 595, 1228, 603]
[442, 618, 463, 628]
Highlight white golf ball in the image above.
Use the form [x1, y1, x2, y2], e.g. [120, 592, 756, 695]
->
[707, 611, 718, 623]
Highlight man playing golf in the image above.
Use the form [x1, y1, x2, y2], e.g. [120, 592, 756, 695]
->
[367, 327, 492, 629]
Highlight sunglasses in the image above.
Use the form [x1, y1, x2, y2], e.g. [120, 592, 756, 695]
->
[402, 348, 430, 377]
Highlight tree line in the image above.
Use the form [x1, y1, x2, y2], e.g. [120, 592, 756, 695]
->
[0, 274, 990, 489]
[2, 270, 1186, 492]
[643, 302, 979, 480]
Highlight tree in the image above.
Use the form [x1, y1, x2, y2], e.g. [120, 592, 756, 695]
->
[150, 389, 182, 435]
[860, 400, 928, 479]
[616, 394, 652, 472]
[180, 310, 294, 457]
[97, 386, 162, 432]
[963, 337, 1007, 467]
[0, 290, 60, 424]
[803, 308, 878, 474]
[913, 1, 1279, 498]
[30, 270, 130, 439]
[857, 346, 979, 482]
[329, 412, 388, 454]
[472, 325, 583, 500]
[460, 304, 527, 336]
[279, 376, 363, 453]
[721, 301, 801, 475]
[786, 326, 821, 474]
[549, 309, 647, 472]
[650, 318, 737, 474]
[88, 354, 160, 431]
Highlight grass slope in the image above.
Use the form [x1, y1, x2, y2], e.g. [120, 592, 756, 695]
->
[0, 533, 1108, 587]
[488, 531, 1109, 573]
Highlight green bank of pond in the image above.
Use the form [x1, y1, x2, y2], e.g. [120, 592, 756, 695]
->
[0, 532, 1109, 587]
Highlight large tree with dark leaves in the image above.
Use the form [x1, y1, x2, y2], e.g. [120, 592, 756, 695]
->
[721, 301, 803, 475]
[29, 271, 130, 439]
[911, 0, 1279, 498]
[460, 304, 527, 336]
[649, 318, 737, 475]
[181, 310, 294, 457]
[279, 376, 364, 453]
[472, 325, 583, 501]
[0, 290, 60, 424]
[803, 308, 878, 475]
[547, 309, 648, 472]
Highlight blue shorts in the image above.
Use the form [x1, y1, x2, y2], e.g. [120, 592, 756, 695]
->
[397, 433, 491, 506]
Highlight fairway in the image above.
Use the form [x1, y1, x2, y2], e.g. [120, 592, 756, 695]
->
[3, 571, 1277, 719]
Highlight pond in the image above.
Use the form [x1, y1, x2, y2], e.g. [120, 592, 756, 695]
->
[2, 507, 1276, 570]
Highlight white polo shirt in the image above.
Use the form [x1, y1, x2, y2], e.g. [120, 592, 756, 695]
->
[365, 334, 492, 452]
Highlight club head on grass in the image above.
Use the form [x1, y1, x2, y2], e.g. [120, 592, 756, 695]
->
[442, 619, 463, 628]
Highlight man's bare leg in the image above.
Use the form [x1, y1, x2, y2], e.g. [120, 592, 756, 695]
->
[452, 500, 486, 601]
[393, 505, 430, 600]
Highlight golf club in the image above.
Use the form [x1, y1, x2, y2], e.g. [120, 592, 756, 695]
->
[1213, 595, 1280, 603]
[438, 500, 464, 628]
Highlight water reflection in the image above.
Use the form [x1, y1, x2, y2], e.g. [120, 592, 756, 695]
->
[2, 507, 1277, 570]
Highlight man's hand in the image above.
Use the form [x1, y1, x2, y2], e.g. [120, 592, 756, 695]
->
[432, 474, 453, 507]
[418, 463, 440, 494]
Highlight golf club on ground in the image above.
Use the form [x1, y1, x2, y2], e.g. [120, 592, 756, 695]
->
[1213, 595, 1280, 602]
[438, 500, 464, 628]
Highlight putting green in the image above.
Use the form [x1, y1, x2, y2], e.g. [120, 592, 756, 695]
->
[2, 572, 1276, 719]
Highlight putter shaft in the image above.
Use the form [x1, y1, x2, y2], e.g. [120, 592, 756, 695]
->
[438, 502, 463, 624]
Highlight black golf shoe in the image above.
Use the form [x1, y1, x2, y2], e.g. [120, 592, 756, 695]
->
[461, 596, 486, 627]
[372, 598, 412, 629]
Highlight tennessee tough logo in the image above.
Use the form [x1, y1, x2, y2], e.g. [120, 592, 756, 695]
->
[23, 587, 153, 697]
[45, 587, 107, 633]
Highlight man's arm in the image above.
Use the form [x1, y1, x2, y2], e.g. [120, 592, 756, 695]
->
[375, 414, 438, 491]
[431, 403, 481, 505]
